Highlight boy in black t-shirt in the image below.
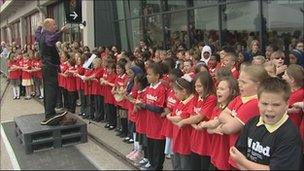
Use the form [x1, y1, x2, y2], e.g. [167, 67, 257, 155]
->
[230, 77, 303, 170]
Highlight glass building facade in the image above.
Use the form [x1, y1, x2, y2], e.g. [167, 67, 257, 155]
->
[96, 0, 304, 53]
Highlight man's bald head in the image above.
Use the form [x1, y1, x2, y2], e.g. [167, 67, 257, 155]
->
[43, 18, 57, 32]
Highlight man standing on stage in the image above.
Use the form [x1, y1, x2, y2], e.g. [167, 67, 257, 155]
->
[35, 18, 68, 125]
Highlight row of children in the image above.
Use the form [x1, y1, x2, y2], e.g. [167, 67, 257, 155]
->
[55, 44, 303, 170]
[7, 49, 43, 100]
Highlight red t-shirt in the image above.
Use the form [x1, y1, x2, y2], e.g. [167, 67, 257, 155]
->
[65, 66, 77, 92]
[210, 106, 231, 170]
[75, 65, 85, 91]
[190, 95, 217, 156]
[103, 70, 117, 104]
[83, 69, 94, 95]
[172, 95, 197, 155]
[288, 88, 304, 128]
[127, 86, 139, 122]
[145, 82, 167, 140]
[161, 89, 178, 138]
[91, 67, 104, 95]
[231, 67, 239, 79]
[31, 59, 42, 79]
[114, 74, 128, 108]
[136, 88, 147, 134]
[8, 60, 21, 79]
[20, 59, 32, 79]
[59, 62, 69, 88]
[227, 95, 259, 168]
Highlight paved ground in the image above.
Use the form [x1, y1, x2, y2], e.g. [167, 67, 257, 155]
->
[0, 74, 172, 170]
[0, 75, 133, 170]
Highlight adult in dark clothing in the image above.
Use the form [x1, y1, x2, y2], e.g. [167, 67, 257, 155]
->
[35, 18, 68, 125]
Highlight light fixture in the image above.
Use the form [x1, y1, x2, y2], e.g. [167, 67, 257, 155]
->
[79, 21, 86, 29]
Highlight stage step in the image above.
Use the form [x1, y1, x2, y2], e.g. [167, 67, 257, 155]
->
[14, 114, 87, 154]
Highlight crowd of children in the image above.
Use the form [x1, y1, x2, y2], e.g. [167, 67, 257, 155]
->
[6, 38, 304, 170]
[7, 45, 43, 100]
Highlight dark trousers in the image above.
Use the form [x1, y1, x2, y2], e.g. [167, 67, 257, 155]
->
[42, 65, 59, 119]
[79, 90, 86, 114]
[84, 95, 94, 118]
[57, 87, 68, 109]
[172, 154, 192, 170]
[93, 95, 104, 120]
[105, 103, 117, 126]
[147, 138, 166, 170]
[67, 91, 77, 113]
[190, 153, 211, 170]
[128, 121, 136, 139]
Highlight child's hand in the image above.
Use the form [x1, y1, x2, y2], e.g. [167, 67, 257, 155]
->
[292, 102, 304, 110]
[160, 112, 167, 118]
[229, 146, 245, 163]
[175, 121, 185, 128]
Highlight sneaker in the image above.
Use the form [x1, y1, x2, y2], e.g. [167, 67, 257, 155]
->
[127, 139, 134, 144]
[140, 162, 151, 170]
[130, 151, 144, 162]
[104, 123, 110, 128]
[108, 125, 116, 130]
[16, 96, 20, 99]
[38, 96, 44, 99]
[13, 96, 17, 100]
[126, 150, 137, 159]
[123, 137, 130, 142]
[138, 158, 148, 166]
[40, 111, 68, 125]
[165, 154, 172, 159]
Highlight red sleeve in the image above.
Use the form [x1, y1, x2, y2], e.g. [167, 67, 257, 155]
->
[236, 99, 259, 125]
[180, 100, 195, 119]
[200, 95, 217, 119]
[154, 86, 167, 107]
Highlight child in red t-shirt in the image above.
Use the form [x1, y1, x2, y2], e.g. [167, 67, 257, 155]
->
[133, 74, 149, 166]
[65, 57, 78, 113]
[7, 53, 21, 99]
[198, 77, 239, 170]
[221, 52, 239, 79]
[20, 53, 34, 100]
[167, 78, 197, 170]
[58, 52, 70, 109]
[31, 52, 43, 99]
[283, 64, 304, 128]
[176, 71, 217, 170]
[216, 65, 269, 169]
[112, 61, 129, 138]
[160, 68, 183, 159]
[74, 53, 86, 116]
[102, 62, 117, 129]
[136, 63, 167, 170]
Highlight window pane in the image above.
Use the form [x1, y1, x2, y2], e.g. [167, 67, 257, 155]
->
[220, 1, 260, 50]
[166, 0, 187, 11]
[144, 14, 164, 48]
[129, 0, 141, 17]
[143, 0, 161, 15]
[263, 0, 304, 51]
[193, 0, 218, 6]
[164, 11, 188, 49]
[191, 6, 219, 47]
[118, 21, 128, 51]
[116, 0, 125, 20]
[128, 18, 143, 50]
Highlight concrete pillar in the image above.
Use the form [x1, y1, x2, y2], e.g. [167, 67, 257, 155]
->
[7, 24, 12, 44]
[19, 17, 26, 46]
[82, 0, 95, 49]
